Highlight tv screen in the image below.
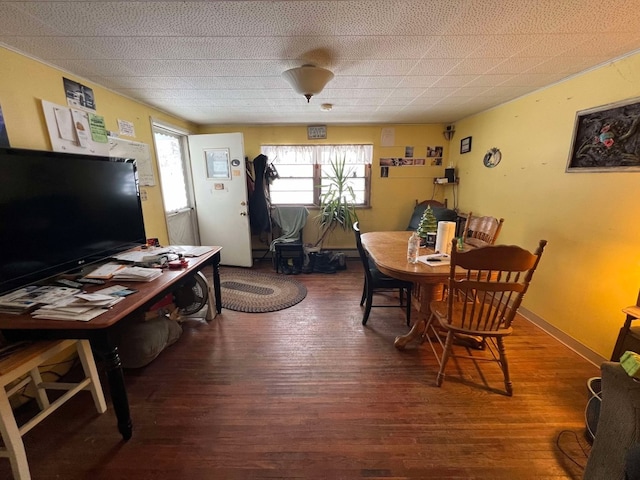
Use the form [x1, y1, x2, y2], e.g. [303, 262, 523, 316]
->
[0, 147, 147, 294]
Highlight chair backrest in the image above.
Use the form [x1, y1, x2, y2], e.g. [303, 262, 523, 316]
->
[445, 239, 547, 334]
[416, 199, 447, 209]
[407, 199, 457, 230]
[462, 212, 504, 246]
[353, 222, 374, 281]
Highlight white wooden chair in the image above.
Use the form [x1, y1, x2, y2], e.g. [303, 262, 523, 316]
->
[0, 339, 107, 479]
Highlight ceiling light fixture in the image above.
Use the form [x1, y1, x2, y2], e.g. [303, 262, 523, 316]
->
[282, 65, 334, 103]
[320, 103, 333, 111]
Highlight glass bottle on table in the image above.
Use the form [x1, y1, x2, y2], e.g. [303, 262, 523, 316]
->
[407, 231, 420, 263]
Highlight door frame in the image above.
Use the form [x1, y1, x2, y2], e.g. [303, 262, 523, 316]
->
[150, 118, 200, 245]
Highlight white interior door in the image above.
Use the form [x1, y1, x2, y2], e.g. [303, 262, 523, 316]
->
[187, 132, 252, 267]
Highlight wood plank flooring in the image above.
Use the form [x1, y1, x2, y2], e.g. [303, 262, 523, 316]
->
[1, 259, 599, 479]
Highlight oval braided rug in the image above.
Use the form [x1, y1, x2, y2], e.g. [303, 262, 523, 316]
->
[220, 267, 307, 313]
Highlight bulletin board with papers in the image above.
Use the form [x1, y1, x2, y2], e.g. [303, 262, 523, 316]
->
[40, 99, 156, 186]
[41, 99, 109, 156]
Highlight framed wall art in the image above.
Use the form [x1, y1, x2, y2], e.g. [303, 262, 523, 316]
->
[307, 125, 327, 139]
[460, 136, 472, 154]
[567, 97, 640, 172]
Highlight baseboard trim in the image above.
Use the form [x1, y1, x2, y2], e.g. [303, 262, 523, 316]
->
[519, 306, 605, 367]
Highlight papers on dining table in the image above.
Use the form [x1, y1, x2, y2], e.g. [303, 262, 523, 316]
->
[417, 253, 451, 267]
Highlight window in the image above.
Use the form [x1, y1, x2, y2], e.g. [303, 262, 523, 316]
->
[261, 144, 372, 206]
[153, 127, 190, 213]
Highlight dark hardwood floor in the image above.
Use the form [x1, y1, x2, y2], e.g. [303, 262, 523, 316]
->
[2, 258, 599, 479]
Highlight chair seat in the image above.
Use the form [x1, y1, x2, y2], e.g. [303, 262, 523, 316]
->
[370, 268, 407, 285]
[0, 339, 106, 479]
[430, 301, 513, 337]
[273, 241, 304, 273]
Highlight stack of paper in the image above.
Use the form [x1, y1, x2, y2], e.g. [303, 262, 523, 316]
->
[32, 293, 124, 321]
[85, 262, 127, 279]
[417, 254, 451, 267]
[0, 286, 81, 314]
[112, 266, 163, 282]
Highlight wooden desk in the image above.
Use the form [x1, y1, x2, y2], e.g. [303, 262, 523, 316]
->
[0, 247, 222, 440]
[360, 231, 457, 349]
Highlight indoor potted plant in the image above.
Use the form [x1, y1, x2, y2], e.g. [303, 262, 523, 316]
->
[313, 156, 359, 248]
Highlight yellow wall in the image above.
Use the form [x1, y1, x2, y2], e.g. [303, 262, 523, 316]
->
[449, 51, 640, 358]
[5, 43, 637, 358]
[0, 46, 197, 245]
[200, 124, 453, 248]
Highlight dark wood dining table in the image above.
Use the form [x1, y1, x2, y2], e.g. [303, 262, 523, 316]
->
[360, 231, 460, 349]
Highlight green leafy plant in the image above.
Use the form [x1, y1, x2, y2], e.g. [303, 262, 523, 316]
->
[314, 156, 359, 247]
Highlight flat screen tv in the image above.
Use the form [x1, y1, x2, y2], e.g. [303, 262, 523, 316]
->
[0, 147, 147, 295]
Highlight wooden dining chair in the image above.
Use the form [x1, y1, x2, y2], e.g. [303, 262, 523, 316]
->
[462, 212, 504, 247]
[353, 222, 413, 326]
[0, 339, 107, 479]
[423, 238, 547, 395]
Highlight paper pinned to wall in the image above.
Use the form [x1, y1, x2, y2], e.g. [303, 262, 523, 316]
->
[42, 99, 109, 156]
[108, 136, 156, 186]
[381, 127, 395, 147]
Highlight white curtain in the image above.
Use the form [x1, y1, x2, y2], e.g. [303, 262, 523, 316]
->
[316, 145, 372, 165]
[262, 144, 372, 165]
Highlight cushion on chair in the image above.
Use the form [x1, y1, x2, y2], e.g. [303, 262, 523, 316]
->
[407, 204, 457, 230]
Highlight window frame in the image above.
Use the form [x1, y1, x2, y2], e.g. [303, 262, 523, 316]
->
[261, 144, 372, 207]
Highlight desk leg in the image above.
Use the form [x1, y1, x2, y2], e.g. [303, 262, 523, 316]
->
[104, 346, 133, 440]
[394, 282, 442, 350]
[93, 334, 133, 441]
[212, 258, 222, 314]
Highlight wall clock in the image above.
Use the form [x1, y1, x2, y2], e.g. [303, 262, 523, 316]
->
[483, 147, 502, 168]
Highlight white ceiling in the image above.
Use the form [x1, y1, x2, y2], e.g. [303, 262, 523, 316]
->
[1, 0, 640, 126]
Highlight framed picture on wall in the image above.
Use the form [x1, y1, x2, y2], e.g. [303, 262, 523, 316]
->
[567, 97, 640, 172]
[307, 125, 327, 139]
[460, 136, 472, 154]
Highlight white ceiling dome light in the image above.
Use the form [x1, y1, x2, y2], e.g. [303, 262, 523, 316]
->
[282, 65, 334, 103]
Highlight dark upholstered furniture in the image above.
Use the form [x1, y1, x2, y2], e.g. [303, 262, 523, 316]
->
[407, 199, 458, 231]
[584, 362, 640, 480]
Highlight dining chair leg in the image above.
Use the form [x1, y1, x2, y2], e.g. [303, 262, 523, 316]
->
[436, 331, 455, 387]
[360, 280, 367, 306]
[497, 337, 513, 396]
[362, 289, 373, 325]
